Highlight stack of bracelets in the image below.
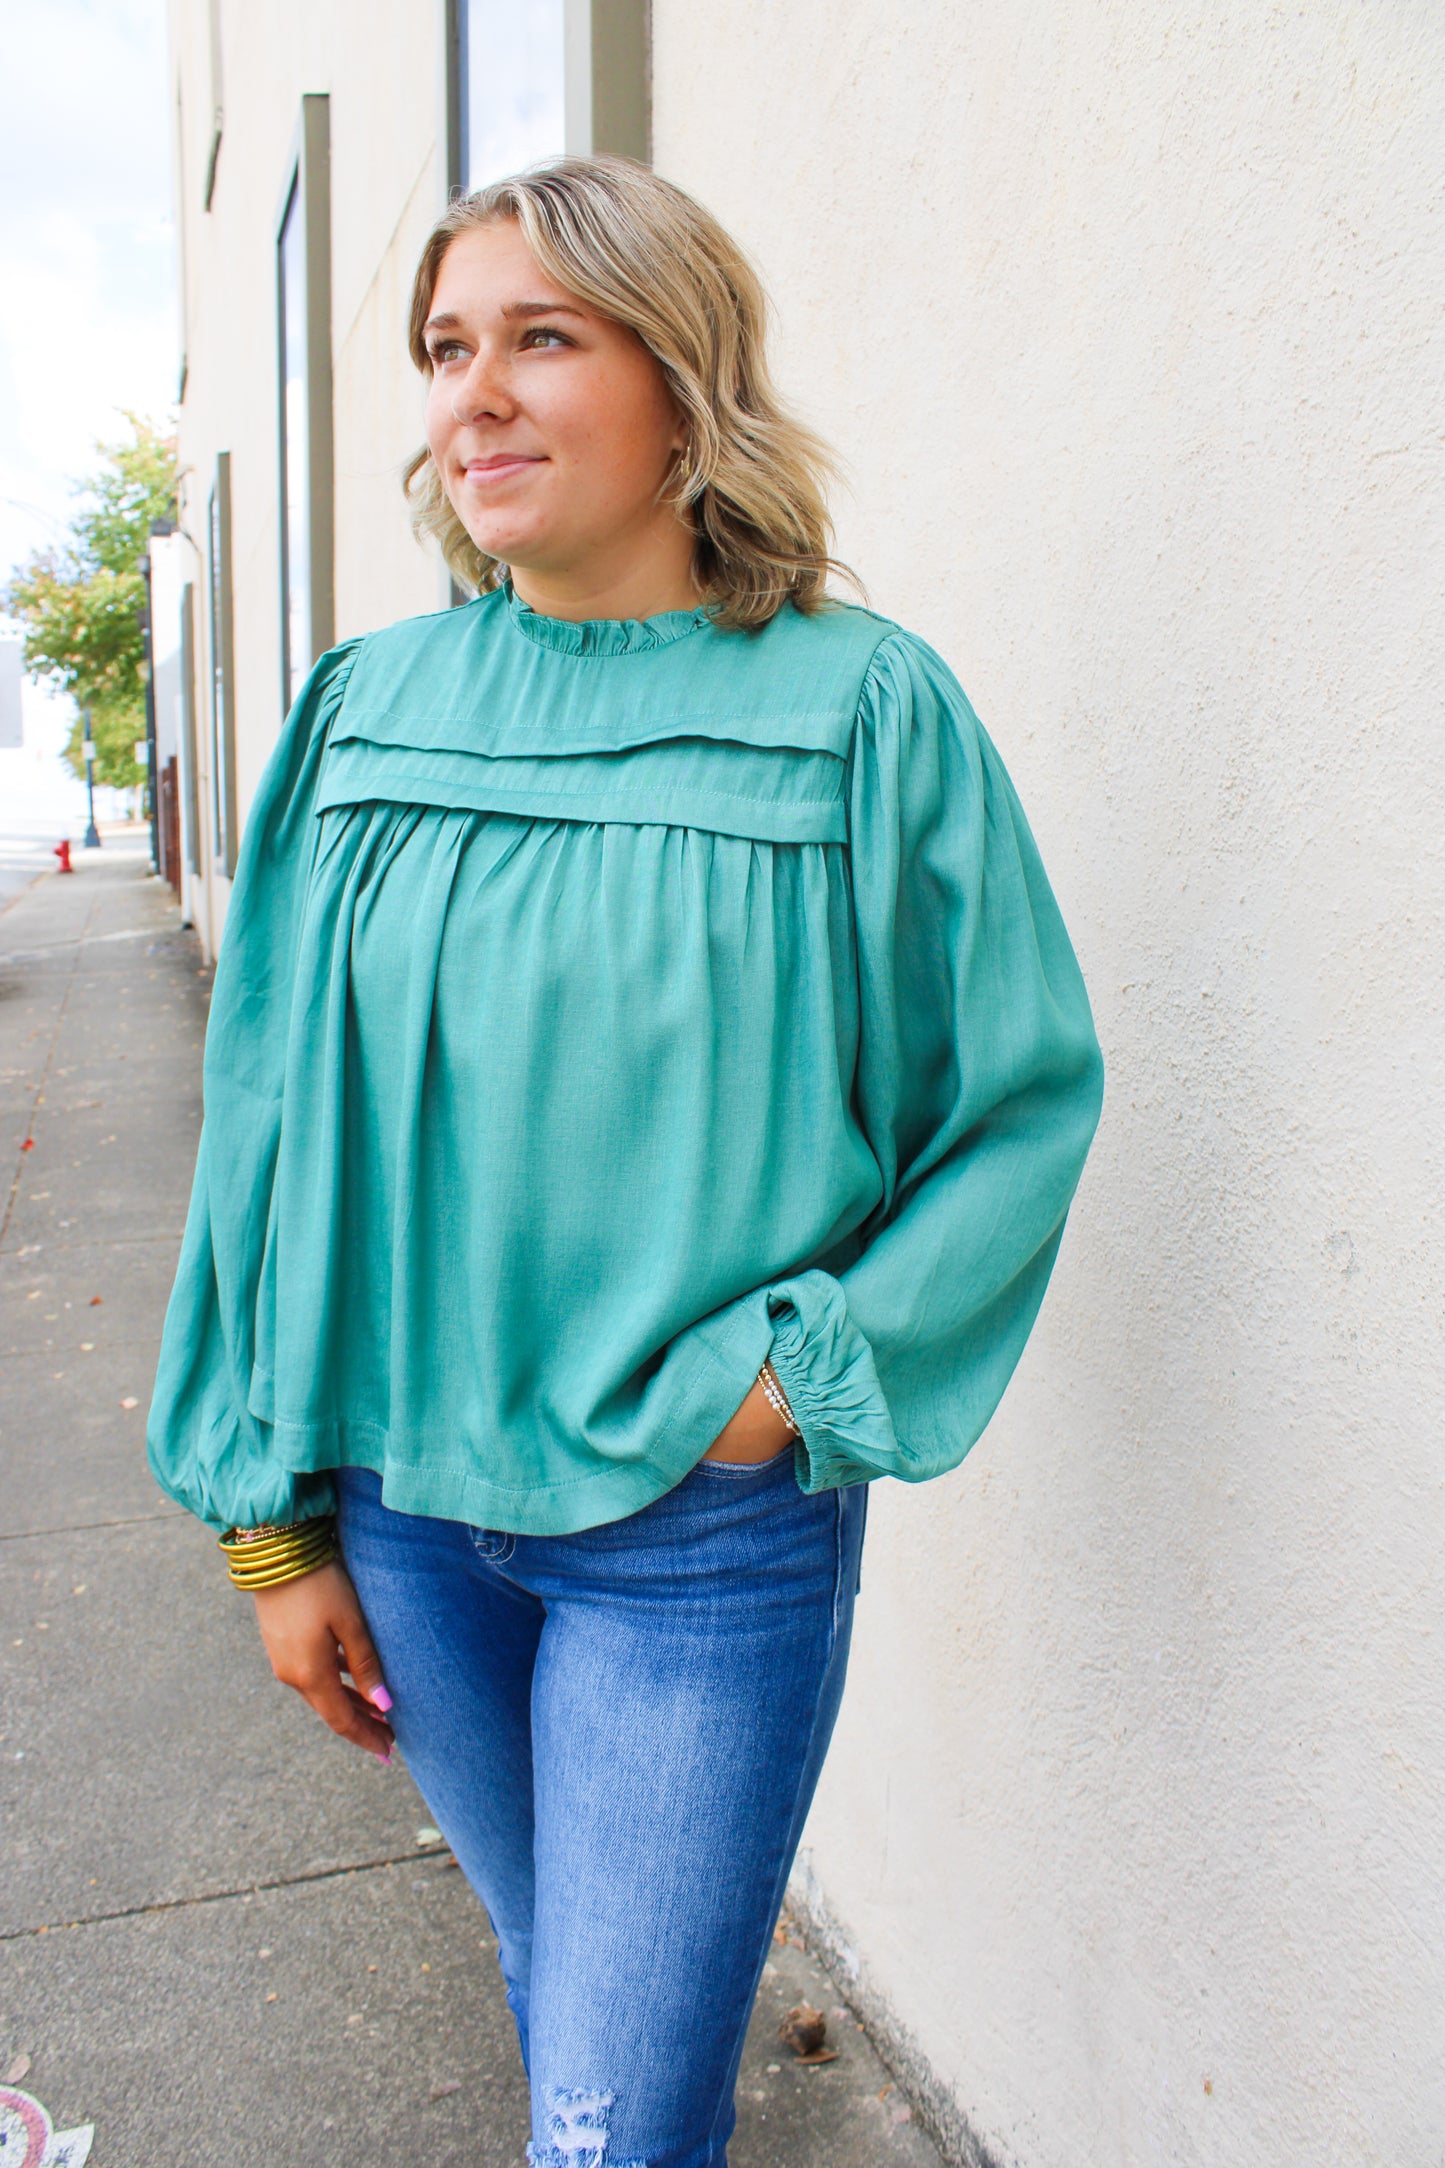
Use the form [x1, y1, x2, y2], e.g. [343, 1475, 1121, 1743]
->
[758, 1359, 801, 1436]
[218, 1516, 339, 1591]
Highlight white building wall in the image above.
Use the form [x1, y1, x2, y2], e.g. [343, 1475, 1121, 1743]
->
[168, 0, 442, 953]
[652, 7, 1444, 2164]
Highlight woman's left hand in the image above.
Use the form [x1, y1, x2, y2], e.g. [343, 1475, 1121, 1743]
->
[703, 1373, 794, 1463]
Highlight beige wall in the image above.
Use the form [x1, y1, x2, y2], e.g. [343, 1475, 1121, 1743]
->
[166, 2, 1445, 2158]
[169, 0, 442, 953]
[653, 6, 1444, 2165]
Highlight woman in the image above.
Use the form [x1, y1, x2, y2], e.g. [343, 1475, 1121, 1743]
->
[148, 155, 1103, 2167]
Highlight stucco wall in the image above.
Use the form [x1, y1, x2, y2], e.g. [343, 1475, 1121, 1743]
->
[653, 7, 1444, 2163]
[169, 0, 441, 949]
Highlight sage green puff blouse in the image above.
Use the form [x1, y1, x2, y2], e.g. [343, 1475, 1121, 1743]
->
[146, 580, 1103, 1538]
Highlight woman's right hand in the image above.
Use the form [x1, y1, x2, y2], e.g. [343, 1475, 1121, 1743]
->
[252, 1559, 396, 1762]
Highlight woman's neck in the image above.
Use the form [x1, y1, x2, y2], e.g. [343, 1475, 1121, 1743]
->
[507, 530, 701, 624]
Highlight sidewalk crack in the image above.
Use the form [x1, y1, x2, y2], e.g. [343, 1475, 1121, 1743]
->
[0, 1510, 189, 1545]
[0, 1850, 438, 1942]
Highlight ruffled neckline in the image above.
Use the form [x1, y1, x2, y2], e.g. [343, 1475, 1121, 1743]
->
[501, 573, 714, 657]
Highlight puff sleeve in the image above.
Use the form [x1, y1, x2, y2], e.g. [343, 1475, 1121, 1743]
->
[763, 628, 1105, 1490]
[145, 641, 362, 1531]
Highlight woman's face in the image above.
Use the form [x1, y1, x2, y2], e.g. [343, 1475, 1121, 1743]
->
[423, 220, 690, 587]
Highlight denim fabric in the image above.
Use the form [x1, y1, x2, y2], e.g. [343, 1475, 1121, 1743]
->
[335, 1453, 867, 2168]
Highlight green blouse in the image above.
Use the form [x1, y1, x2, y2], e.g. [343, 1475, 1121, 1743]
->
[146, 580, 1103, 1537]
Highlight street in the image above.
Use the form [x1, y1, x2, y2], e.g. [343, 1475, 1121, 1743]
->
[0, 843, 939, 2168]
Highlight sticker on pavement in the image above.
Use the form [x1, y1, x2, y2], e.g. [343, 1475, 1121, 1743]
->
[0, 2086, 94, 2167]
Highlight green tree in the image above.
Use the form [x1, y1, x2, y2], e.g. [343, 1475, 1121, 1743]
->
[2, 413, 179, 789]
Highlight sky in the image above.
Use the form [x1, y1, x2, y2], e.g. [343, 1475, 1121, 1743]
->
[0, 0, 175, 829]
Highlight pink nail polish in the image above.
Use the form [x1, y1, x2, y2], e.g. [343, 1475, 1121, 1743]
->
[370, 1685, 393, 1713]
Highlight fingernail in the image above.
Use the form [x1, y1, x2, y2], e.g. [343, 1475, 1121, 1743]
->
[369, 1685, 394, 1714]
[374, 1750, 394, 1766]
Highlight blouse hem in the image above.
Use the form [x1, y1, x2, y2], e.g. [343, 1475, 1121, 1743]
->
[262, 1297, 774, 1538]
[264, 1430, 740, 1539]
[328, 1447, 698, 1539]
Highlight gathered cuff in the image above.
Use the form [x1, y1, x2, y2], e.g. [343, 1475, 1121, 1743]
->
[157, 1401, 338, 1535]
[764, 1268, 896, 1492]
[223, 1468, 338, 1537]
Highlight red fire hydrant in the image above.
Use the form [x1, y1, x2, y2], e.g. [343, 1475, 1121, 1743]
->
[53, 838, 73, 873]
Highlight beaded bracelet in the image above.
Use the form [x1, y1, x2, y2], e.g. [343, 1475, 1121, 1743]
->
[218, 1515, 339, 1591]
[758, 1359, 801, 1437]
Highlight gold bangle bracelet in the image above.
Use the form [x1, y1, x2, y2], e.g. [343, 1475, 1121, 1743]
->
[220, 1539, 334, 1575]
[219, 1532, 334, 1567]
[225, 1553, 336, 1588]
[228, 1555, 336, 1591]
[219, 1530, 333, 1562]
[217, 1523, 335, 1557]
[222, 1547, 337, 1591]
[219, 1516, 335, 1548]
[218, 1517, 338, 1591]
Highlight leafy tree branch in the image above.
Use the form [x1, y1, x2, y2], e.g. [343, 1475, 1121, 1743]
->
[3, 413, 178, 789]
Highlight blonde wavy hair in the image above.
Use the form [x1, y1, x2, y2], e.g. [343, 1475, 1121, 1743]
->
[403, 155, 860, 630]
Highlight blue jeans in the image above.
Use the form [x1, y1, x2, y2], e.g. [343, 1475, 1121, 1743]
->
[334, 1451, 867, 2168]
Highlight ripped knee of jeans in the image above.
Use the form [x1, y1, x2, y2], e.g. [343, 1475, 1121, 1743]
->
[526, 2083, 648, 2168]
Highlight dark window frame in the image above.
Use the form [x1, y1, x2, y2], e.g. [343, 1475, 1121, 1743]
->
[203, 0, 224, 208]
[180, 580, 203, 876]
[207, 454, 238, 879]
[443, 0, 648, 199]
[276, 93, 335, 712]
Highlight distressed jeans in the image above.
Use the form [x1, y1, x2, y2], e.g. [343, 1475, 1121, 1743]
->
[334, 1450, 867, 2168]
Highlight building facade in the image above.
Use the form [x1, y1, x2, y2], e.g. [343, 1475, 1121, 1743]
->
[164, 0, 645, 951]
[165, 6, 1444, 2165]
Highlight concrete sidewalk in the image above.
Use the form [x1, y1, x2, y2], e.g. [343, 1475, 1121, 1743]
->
[0, 847, 941, 2168]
